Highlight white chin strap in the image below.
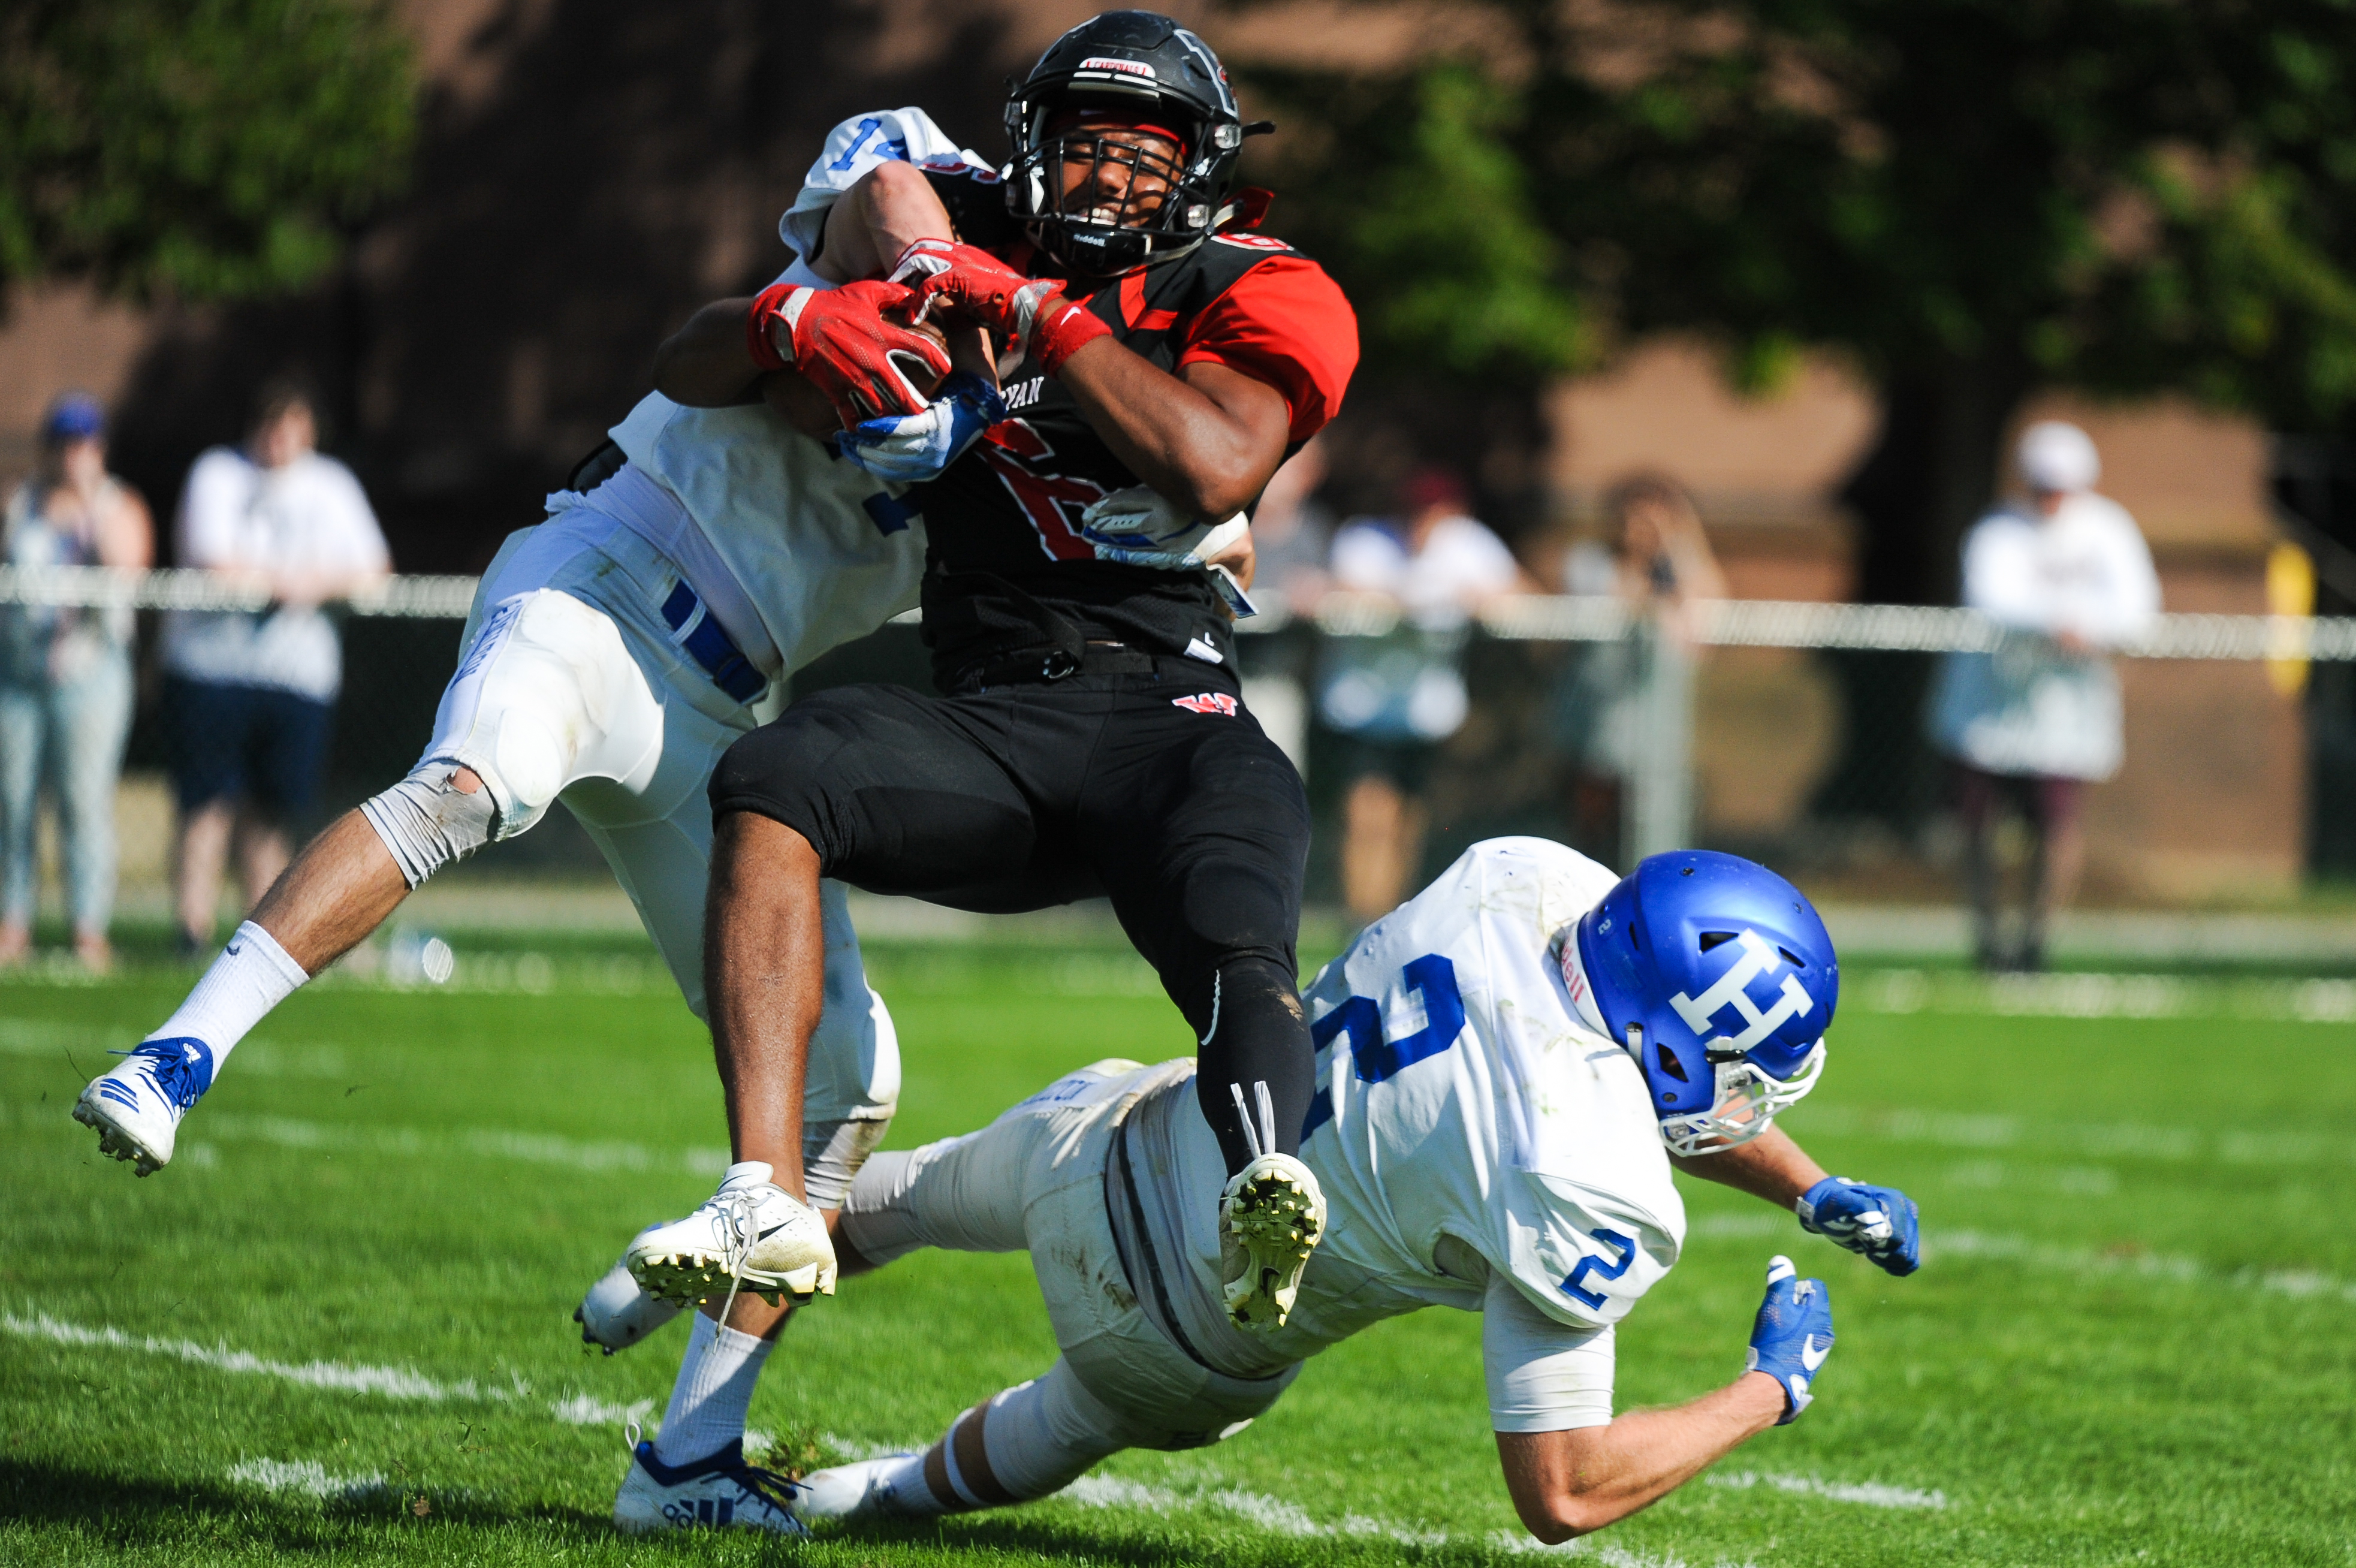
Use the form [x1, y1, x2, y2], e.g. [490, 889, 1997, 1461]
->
[1657, 1040, 1827, 1157]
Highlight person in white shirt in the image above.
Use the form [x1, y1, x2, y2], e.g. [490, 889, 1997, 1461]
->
[162, 382, 391, 952]
[1927, 421, 2161, 971]
[1318, 468, 1533, 921]
[602, 840, 1920, 1541]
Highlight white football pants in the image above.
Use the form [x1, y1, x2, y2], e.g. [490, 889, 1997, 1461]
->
[403, 506, 897, 1189]
[842, 1058, 1297, 1470]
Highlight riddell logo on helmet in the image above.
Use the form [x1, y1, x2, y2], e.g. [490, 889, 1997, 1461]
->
[1078, 56, 1157, 77]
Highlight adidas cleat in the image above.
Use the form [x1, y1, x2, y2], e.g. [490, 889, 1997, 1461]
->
[625, 1161, 836, 1308]
[612, 1434, 806, 1535]
[791, 1454, 930, 1522]
[1218, 1152, 1326, 1333]
[576, 1229, 685, 1353]
[73, 1038, 216, 1176]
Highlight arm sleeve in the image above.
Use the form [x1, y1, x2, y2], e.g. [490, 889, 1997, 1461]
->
[1959, 517, 2047, 629]
[1483, 1272, 1616, 1433]
[2074, 509, 2161, 645]
[777, 107, 991, 262]
[175, 451, 247, 569]
[331, 466, 391, 572]
[1328, 523, 1402, 591]
[1175, 255, 1360, 445]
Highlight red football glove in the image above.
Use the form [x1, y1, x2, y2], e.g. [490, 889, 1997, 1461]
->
[892, 239, 1112, 376]
[747, 278, 952, 428]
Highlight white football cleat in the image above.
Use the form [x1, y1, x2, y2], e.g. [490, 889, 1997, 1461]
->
[791, 1454, 933, 1522]
[575, 1231, 685, 1353]
[73, 1038, 217, 1176]
[612, 1434, 805, 1535]
[1219, 1151, 1326, 1333]
[625, 1162, 837, 1307]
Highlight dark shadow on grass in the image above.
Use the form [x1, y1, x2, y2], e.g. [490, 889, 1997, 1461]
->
[827, 1507, 1513, 1567]
[3, 1457, 1519, 1564]
[0, 1455, 613, 1554]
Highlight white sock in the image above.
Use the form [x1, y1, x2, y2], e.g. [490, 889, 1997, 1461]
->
[876, 1453, 943, 1514]
[653, 1311, 774, 1465]
[144, 921, 308, 1068]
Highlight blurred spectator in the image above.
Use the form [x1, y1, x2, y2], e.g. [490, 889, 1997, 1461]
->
[162, 379, 391, 953]
[1249, 435, 1336, 614]
[1235, 437, 1335, 776]
[1317, 467, 1532, 921]
[0, 394, 153, 971]
[1550, 474, 1725, 866]
[1929, 421, 2160, 972]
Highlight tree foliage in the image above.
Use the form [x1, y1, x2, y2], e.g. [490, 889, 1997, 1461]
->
[0, 0, 417, 306]
[1250, 1, 2356, 598]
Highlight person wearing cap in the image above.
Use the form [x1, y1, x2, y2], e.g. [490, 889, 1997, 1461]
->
[1318, 467, 1535, 921]
[1927, 420, 2160, 972]
[0, 393, 153, 971]
[160, 380, 391, 954]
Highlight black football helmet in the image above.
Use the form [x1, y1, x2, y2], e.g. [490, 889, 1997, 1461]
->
[1003, 11, 1270, 277]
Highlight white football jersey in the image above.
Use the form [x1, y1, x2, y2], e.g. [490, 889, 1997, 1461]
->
[591, 105, 992, 679]
[1111, 839, 1681, 1428]
[1295, 837, 1684, 1338]
[607, 388, 925, 677]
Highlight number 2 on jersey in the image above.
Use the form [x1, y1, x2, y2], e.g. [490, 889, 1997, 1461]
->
[1310, 954, 1465, 1083]
[1559, 1229, 1636, 1309]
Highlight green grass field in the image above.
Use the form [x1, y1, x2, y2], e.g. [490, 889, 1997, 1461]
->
[4, 938, 2354, 1566]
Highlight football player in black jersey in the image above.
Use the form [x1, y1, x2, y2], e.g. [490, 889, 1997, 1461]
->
[639, 11, 1360, 1342]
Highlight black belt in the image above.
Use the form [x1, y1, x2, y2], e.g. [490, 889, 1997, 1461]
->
[954, 641, 1157, 690]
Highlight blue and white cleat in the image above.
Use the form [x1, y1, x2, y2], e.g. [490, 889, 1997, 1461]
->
[73, 1038, 215, 1176]
[611, 1433, 806, 1535]
[792, 1454, 932, 1522]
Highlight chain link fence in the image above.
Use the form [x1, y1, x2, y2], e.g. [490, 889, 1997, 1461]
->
[0, 566, 2339, 923]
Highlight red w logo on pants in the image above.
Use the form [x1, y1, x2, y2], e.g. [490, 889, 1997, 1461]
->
[1172, 692, 1239, 717]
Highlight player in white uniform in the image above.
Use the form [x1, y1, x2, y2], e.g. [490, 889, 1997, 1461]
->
[64, 101, 1027, 1451]
[611, 838, 1921, 1540]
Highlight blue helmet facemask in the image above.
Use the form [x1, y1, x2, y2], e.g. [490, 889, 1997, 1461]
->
[1567, 851, 1837, 1156]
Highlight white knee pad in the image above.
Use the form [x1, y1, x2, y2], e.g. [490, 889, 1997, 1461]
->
[423, 589, 666, 842]
[359, 762, 499, 889]
[978, 1359, 1127, 1501]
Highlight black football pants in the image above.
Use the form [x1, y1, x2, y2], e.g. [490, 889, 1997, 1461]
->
[709, 659, 1313, 1175]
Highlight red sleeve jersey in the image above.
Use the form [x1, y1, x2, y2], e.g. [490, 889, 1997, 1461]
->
[1172, 247, 1360, 446]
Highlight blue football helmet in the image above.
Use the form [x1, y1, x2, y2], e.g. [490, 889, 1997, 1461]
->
[1571, 851, 1837, 1156]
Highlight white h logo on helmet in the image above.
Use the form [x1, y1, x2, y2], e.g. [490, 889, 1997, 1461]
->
[1669, 930, 1813, 1050]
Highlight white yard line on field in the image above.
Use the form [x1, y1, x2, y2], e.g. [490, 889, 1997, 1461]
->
[10, 1301, 1945, 1556]
[1707, 1470, 1946, 1509]
[0, 1305, 643, 1426]
[0, 1093, 732, 1179]
[227, 1457, 388, 1503]
[1687, 1216, 2356, 1303]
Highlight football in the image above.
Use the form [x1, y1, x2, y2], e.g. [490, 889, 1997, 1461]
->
[891, 310, 954, 402]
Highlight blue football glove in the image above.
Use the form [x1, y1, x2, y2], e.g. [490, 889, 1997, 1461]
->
[837, 371, 1006, 483]
[1796, 1176, 1921, 1277]
[1744, 1255, 1833, 1425]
